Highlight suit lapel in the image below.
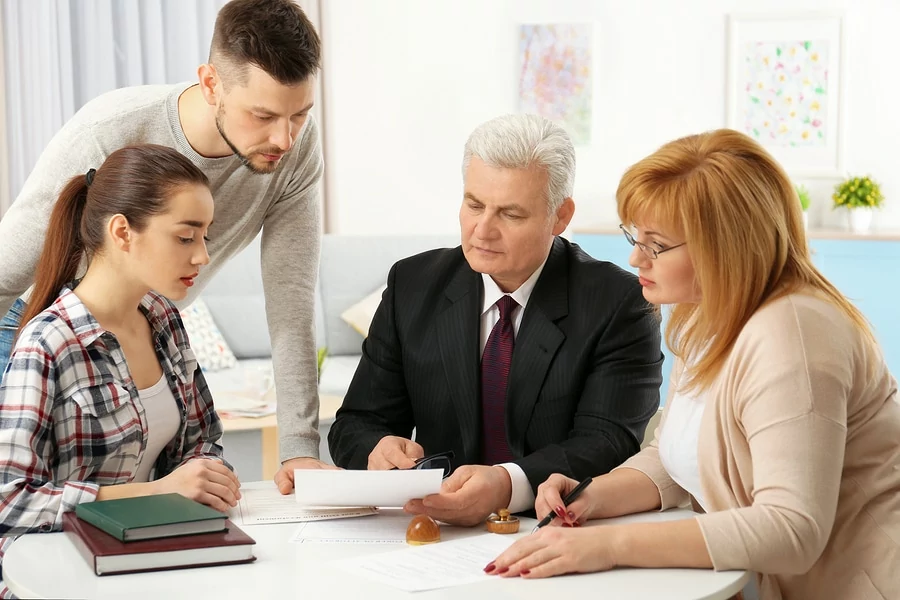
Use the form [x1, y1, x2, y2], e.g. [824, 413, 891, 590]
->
[436, 263, 482, 463]
[507, 238, 568, 457]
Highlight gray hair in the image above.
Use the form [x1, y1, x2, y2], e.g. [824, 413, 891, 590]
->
[462, 114, 575, 213]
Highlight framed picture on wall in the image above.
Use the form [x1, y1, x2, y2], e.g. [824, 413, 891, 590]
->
[726, 12, 846, 178]
[518, 23, 594, 146]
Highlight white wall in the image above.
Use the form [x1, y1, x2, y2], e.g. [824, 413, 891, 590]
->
[321, 0, 900, 234]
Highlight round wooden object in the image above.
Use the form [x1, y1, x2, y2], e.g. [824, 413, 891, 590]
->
[485, 508, 520, 534]
[406, 515, 441, 545]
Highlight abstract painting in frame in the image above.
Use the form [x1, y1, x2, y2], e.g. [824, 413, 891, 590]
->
[727, 13, 845, 177]
[518, 24, 593, 145]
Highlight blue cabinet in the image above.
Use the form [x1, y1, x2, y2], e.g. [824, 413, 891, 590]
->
[572, 232, 900, 403]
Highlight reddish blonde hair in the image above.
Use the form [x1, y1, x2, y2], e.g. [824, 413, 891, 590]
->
[617, 128, 875, 391]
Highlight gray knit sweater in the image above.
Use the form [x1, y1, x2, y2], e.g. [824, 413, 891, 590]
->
[0, 83, 323, 461]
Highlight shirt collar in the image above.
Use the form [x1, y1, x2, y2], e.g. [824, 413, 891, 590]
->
[53, 286, 174, 348]
[480, 252, 550, 316]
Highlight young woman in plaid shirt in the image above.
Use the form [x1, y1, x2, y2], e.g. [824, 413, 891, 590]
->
[0, 145, 241, 583]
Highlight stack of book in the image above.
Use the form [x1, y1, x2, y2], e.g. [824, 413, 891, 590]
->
[63, 493, 256, 576]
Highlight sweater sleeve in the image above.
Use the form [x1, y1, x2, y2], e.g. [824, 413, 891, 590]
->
[697, 296, 852, 575]
[0, 125, 107, 317]
[260, 115, 324, 462]
[615, 359, 690, 510]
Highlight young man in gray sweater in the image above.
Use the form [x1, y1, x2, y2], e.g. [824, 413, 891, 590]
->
[0, 0, 335, 489]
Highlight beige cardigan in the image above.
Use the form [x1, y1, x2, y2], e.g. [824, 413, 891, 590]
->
[620, 292, 900, 600]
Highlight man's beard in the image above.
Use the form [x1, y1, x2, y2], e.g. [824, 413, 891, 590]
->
[215, 106, 278, 175]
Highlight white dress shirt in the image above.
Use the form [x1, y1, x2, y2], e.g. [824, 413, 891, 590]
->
[479, 256, 548, 513]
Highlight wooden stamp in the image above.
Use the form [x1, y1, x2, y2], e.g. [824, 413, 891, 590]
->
[406, 514, 441, 545]
[485, 508, 520, 534]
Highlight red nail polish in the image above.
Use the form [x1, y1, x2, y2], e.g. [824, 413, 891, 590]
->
[567, 511, 576, 520]
[520, 569, 531, 576]
[484, 563, 496, 573]
[573, 521, 582, 527]
[555, 506, 566, 518]
[497, 567, 509, 574]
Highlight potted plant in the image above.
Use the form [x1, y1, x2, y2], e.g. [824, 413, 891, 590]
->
[317, 346, 328, 380]
[833, 175, 884, 233]
[796, 184, 811, 229]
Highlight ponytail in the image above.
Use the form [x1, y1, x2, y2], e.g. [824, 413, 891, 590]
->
[15, 146, 208, 338]
[17, 175, 89, 338]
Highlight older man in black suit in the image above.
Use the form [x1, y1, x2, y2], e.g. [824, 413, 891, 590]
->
[328, 114, 662, 526]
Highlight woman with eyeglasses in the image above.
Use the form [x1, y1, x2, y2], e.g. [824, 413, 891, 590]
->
[485, 129, 900, 599]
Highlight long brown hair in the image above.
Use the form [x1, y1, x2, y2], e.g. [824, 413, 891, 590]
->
[19, 144, 209, 335]
[617, 128, 876, 391]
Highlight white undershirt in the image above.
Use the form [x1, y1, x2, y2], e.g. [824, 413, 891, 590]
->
[658, 385, 708, 511]
[132, 374, 181, 483]
[479, 255, 548, 514]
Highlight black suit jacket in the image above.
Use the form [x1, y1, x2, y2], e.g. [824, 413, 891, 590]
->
[328, 238, 663, 491]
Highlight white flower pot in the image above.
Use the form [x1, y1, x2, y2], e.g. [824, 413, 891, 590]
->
[848, 208, 873, 234]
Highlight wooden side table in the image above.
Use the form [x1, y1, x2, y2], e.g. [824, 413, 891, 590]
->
[220, 394, 345, 479]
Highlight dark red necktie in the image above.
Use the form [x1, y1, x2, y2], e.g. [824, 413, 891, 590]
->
[481, 295, 517, 465]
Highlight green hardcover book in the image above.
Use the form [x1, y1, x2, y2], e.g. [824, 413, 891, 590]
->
[75, 493, 227, 542]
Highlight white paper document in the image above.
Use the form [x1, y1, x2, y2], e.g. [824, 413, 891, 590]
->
[230, 481, 377, 525]
[294, 469, 443, 507]
[331, 534, 517, 592]
[291, 513, 414, 544]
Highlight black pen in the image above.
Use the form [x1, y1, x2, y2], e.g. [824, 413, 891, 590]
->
[531, 477, 593, 533]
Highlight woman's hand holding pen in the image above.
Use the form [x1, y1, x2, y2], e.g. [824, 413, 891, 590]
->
[481, 474, 616, 579]
[535, 473, 598, 526]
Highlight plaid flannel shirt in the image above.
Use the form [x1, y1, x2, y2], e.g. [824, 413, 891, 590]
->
[0, 288, 227, 584]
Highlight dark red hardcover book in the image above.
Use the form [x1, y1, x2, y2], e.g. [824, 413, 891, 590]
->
[63, 512, 256, 576]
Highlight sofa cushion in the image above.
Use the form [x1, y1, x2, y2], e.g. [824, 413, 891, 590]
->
[201, 235, 328, 358]
[340, 284, 387, 338]
[180, 298, 238, 372]
[318, 234, 459, 356]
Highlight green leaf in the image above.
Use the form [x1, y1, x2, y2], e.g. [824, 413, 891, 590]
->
[750, 96, 760, 103]
[804, 41, 812, 51]
[815, 87, 826, 94]
[317, 347, 328, 378]
[776, 47, 782, 56]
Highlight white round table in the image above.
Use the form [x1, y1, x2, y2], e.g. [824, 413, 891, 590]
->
[4, 507, 748, 599]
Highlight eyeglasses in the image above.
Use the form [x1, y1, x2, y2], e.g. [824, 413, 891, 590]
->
[619, 224, 686, 260]
[411, 450, 455, 478]
[392, 450, 455, 479]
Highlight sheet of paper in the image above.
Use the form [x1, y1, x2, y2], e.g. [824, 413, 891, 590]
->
[291, 513, 414, 544]
[330, 534, 517, 592]
[294, 469, 443, 507]
[230, 481, 377, 525]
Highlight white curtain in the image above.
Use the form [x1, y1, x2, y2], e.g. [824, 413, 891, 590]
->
[293, 0, 330, 232]
[1, 0, 228, 204]
[0, 4, 9, 215]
